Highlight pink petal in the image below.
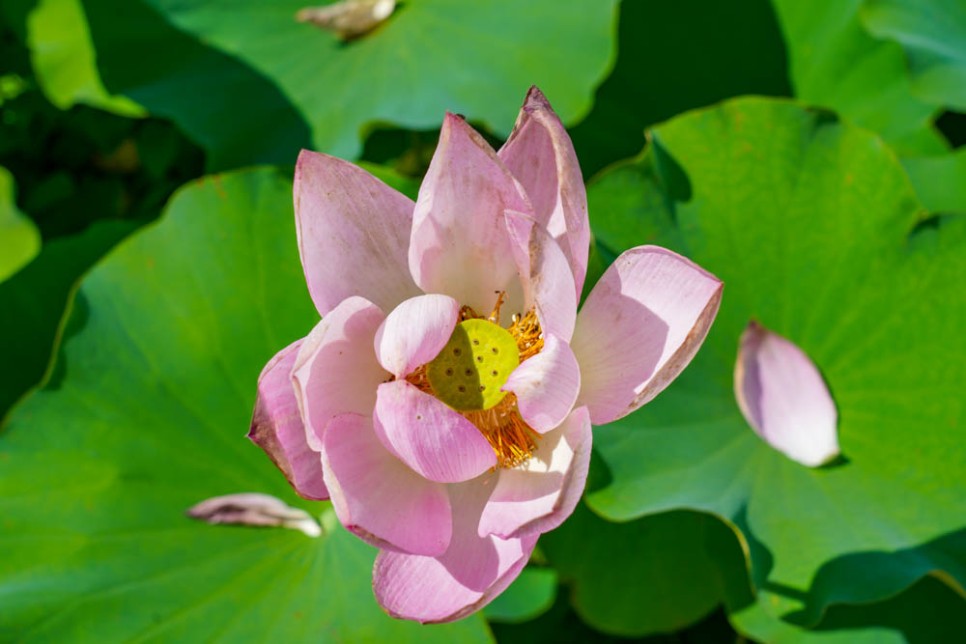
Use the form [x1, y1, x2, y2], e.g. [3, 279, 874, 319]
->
[186, 492, 321, 538]
[734, 322, 840, 467]
[408, 113, 532, 316]
[499, 87, 589, 296]
[373, 381, 497, 483]
[505, 210, 577, 342]
[572, 246, 723, 425]
[502, 334, 580, 434]
[478, 407, 592, 539]
[322, 413, 452, 556]
[373, 477, 538, 623]
[291, 296, 388, 450]
[249, 340, 328, 500]
[295, 150, 420, 317]
[374, 294, 460, 378]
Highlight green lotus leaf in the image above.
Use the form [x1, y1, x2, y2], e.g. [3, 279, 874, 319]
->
[483, 568, 557, 625]
[27, 0, 145, 116]
[902, 148, 966, 215]
[81, 0, 618, 169]
[771, 0, 946, 154]
[0, 167, 489, 642]
[540, 504, 752, 637]
[0, 219, 138, 418]
[861, 0, 966, 111]
[584, 97, 966, 629]
[732, 575, 966, 643]
[0, 166, 40, 282]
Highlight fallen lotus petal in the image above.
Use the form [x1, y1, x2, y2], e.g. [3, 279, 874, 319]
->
[250, 87, 723, 622]
[297, 0, 396, 40]
[734, 321, 840, 467]
[186, 492, 322, 537]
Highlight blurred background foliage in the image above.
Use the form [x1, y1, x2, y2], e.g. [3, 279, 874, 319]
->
[1, 0, 964, 641]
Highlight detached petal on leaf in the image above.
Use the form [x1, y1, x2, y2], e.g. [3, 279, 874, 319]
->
[374, 478, 538, 623]
[734, 322, 840, 467]
[249, 340, 328, 500]
[572, 246, 723, 425]
[295, 150, 420, 317]
[499, 86, 590, 296]
[409, 113, 531, 315]
[187, 493, 321, 537]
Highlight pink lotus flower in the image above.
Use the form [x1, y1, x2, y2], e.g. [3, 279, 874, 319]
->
[249, 87, 723, 623]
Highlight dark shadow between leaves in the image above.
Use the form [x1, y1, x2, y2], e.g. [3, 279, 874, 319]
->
[569, 0, 792, 177]
[84, 0, 312, 171]
[785, 527, 966, 627]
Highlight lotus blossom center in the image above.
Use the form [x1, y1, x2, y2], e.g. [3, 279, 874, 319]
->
[427, 319, 520, 411]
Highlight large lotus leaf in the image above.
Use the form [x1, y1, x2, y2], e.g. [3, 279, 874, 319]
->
[26, 0, 144, 116]
[569, 0, 792, 177]
[861, 0, 966, 111]
[0, 218, 138, 418]
[540, 504, 752, 637]
[583, 97, 966, 629]
[482, 568, 557, 625]
[0, 166, 40, 282]
[770, 0, 946, 154]
[732, 575, 966, 643]
[80, 0, 617, 170]
[902, 148, 966, 215]
[0, 168, 489, 642]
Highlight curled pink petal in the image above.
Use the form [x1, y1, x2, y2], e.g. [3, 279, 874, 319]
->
[503, 334, 580, 434]
[374, 294, 460, 378]
[373, 478, 538, 623]
[479, 407, 592, 539]
[408, 113, 532, 316]
[373, 381, 497, 483]
[735, 322, 840, 467]
[572, 246, 723, 425]
[292, 296, 388, 449]
[322, 413, 452, 556]
[249, 340, 328, 500]
[295, 150, 420, 317]
[499, 86, 589, 295]
[505, 210, 577, 342]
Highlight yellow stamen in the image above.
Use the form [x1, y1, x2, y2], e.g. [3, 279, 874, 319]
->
[405, 292, 545, 468]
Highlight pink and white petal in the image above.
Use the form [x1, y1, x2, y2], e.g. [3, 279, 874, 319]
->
[499, 87, 589, 295]
[505, 210, 577, 341]
[373, 381, 496, 483]
[322, 413, 452, 556]
[502, 334, 580, 434]
[735, 322, 839, 467]
[374, 294, 459, 378]
[408, 113, 532, 316]
[292, 296, 388, 450]
[295, 150, 420, 317]
[479, 407, 592, 539]
[373, 477, 539, 623]
[248, 340, 328, 500]
[572, 246, 722, 425]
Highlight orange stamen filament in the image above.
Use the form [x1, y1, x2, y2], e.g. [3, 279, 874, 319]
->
[406, 291, 544, 468]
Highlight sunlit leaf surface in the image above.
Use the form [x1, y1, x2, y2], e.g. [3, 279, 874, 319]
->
[585, 97, 966, 631]
[80, 0, 618, 169]
[0, 168, 491, 642]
